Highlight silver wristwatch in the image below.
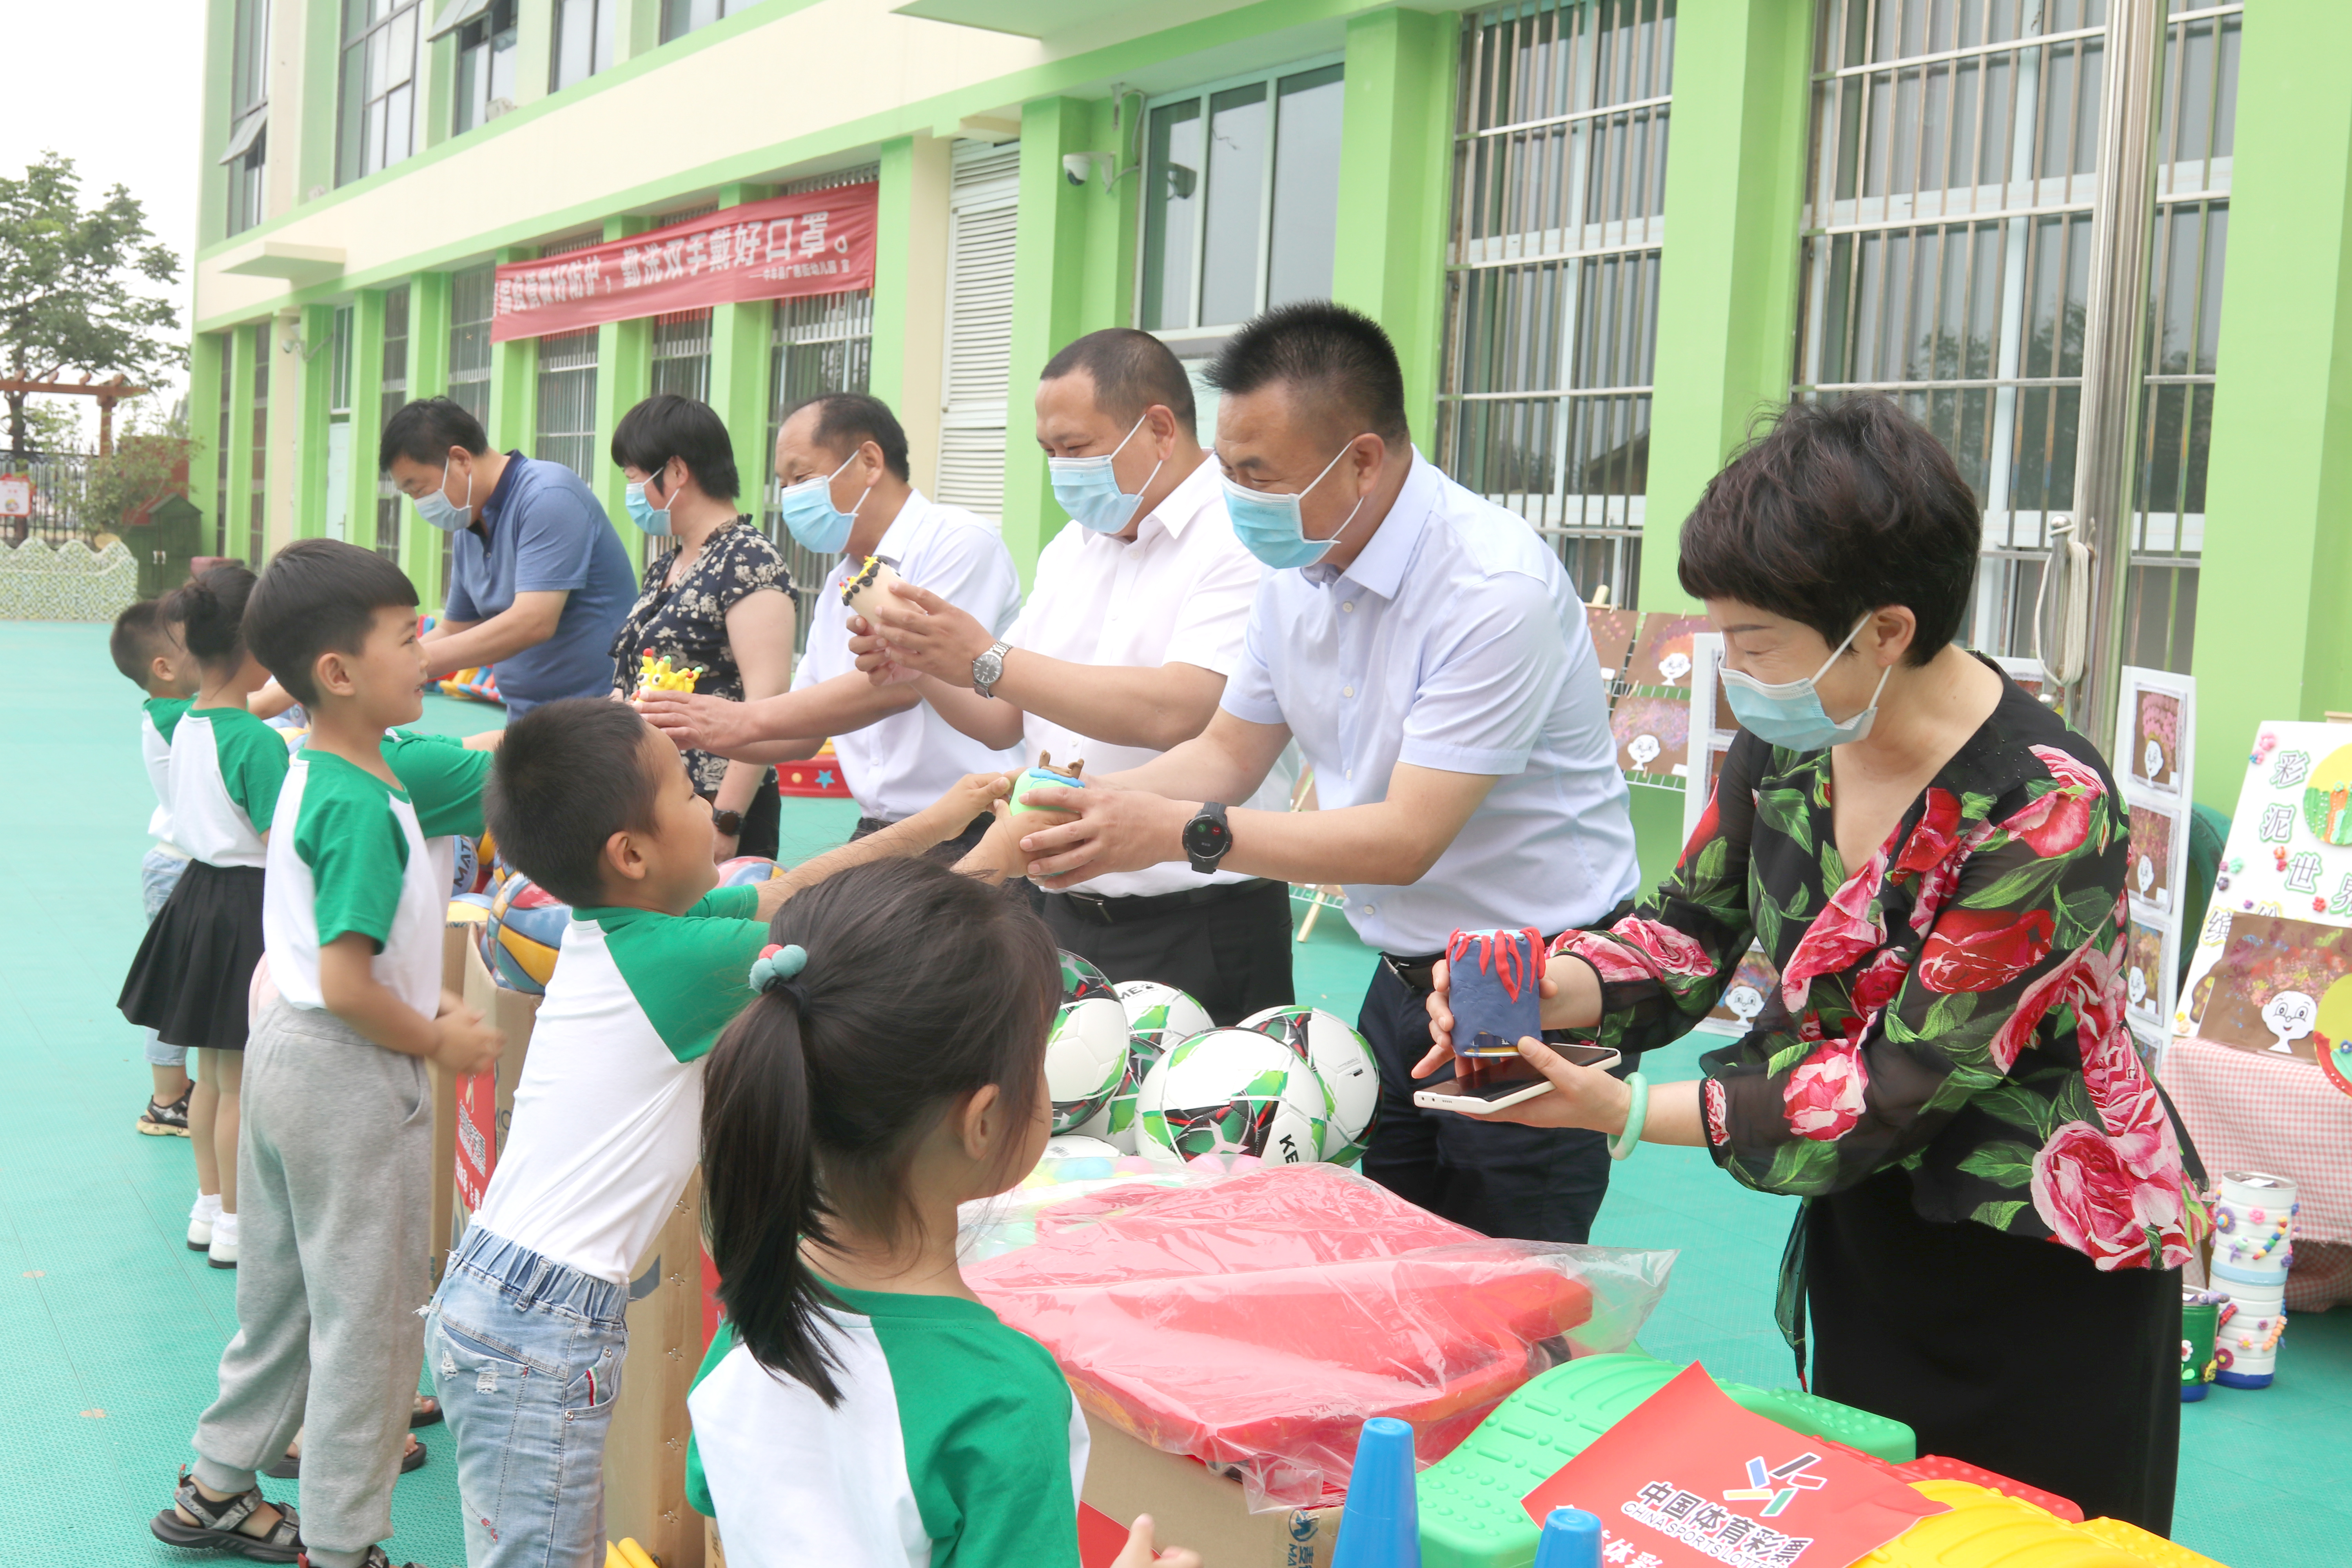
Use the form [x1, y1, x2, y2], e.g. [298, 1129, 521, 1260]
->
[972, 639, 1012, 698]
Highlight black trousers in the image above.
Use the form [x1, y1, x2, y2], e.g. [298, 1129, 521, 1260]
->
[1036, 878, 1295, 1026]
[700, 771, 780, 862]
[851, 811, 995, 864]
[1807, 1167, 2181, 1533]
[1355, 962, 1615, 1243]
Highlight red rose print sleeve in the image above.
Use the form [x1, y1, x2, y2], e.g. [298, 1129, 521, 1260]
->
[1551, 735, 1762, 1055]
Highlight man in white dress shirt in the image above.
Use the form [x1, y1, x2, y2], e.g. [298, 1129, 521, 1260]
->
[639, 394, 1021, 857]
[847, 329, 1292, 1022]
[1014, 303, 1641, 1243]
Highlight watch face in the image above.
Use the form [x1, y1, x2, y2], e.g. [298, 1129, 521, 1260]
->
[1183, 814, 1230, 858]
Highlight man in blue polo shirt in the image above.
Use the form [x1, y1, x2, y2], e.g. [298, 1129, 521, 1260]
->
[380, 397, 635, 716]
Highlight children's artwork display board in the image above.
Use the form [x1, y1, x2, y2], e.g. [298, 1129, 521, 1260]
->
[2177, 719, 2352, 1063]
[1587, 603, 1637, 695]
[2111, 668, 2195, 1060]
[1992, 654, 2051, 701]
[1607, 611, 1707, 786]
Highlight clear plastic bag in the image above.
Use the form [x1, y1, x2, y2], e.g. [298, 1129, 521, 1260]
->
[965, 1162, 1675, 1510]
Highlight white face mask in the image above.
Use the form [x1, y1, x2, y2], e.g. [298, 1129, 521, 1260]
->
[414, 463, 474, 533]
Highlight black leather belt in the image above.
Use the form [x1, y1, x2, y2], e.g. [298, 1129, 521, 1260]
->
[1056, 878, 1273, 927]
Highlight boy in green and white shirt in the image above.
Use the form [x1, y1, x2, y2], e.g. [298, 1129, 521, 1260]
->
[427, 697, 1016, 1568]
[152, 542, 504, 1568]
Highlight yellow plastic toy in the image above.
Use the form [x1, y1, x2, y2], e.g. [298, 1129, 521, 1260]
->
[633, 648, 705, 699]
[1851, 1480, 2230, 1568]
[604, 1539, 662, 1568]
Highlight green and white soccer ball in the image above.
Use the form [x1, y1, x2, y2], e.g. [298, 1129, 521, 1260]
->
[1045, 996, 1130, 1132]
[1135, 1027, 1332, 1169]
[1240, 1005, 1380, 1164]
[1068, 1027, 1169, 1153]
[1058, 949, 1116, 1005]
[1114, 980, 1214, 1045]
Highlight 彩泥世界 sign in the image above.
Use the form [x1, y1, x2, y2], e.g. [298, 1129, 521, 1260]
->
[490, 183, 879, 343]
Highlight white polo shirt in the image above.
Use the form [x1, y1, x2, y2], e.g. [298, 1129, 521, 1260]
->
[1007, 457, 1287, 899]
[792, 490, 1025, 823]
[1220, 452, 1640, 955]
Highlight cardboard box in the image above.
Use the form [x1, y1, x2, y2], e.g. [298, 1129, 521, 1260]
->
[603, 1170, 708, 1568]
[428, 922, 468, 1280]
[1078, 1413, 1341, 1568]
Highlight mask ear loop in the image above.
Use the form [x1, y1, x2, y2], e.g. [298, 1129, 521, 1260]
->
[829, 449, 875, 528]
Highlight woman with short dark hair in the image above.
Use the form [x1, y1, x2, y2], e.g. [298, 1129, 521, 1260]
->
[608, 394, 796, 861]
[1425, 396, 2193, 1531]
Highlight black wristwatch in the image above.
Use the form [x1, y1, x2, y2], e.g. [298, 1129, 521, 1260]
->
[711, 808, 744, 837]
[1182, 802, 1232, 875]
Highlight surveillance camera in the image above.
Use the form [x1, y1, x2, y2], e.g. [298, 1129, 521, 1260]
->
[1062, 153, 1093, 187]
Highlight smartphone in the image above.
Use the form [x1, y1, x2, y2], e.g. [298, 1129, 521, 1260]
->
[1412, 1043, 1623, 1115]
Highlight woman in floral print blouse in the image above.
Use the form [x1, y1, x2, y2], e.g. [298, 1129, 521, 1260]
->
[608, 395, 797, 860]
[1425, 399, 2197, 1532]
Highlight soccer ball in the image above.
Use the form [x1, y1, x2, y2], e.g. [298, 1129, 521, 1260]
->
[1067, 1029, 1169, 1154]
[1045, 996, 1130, 1132]
[717, 855, 784, 887]
[482, 873, 572, 995]
[1115, 981, 1214, 1045]
[448, 835, 486, 898]
[1043, 1134, 1122, 1163]
[1135, 1028, 1332, 1169]
[1240, 1005, 1381, 1164]
[1059, 949, 1115, 1004]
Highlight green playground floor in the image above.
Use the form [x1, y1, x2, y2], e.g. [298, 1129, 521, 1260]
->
[0, 619, 2340, 1567]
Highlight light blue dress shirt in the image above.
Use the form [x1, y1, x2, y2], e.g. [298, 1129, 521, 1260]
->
[1220, 453, 1640, 955]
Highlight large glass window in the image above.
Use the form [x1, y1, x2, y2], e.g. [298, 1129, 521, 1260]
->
[376, 286, 410, 564]
[1139, 60, 1346, 334]
[1436, 0, 1673, 609]
[661, 0, 742, 42]
[552, 0, 617, 91]
[338, 0, 424, 186]
[1794, 0, 2237, 679]
[223, 0, 270, 236]
[454, 0, 519, 132]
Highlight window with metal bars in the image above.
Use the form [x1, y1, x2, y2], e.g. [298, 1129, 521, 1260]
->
[646, 203, 721, 412]
[248, 323, 270, 566]
[1437, 0, 1673, 612]
[759, 167, 878, 650]
[449, 265, 495, 427]
[1138, 60, 1346, 338]
[327, 306, 356, 543]
[376, 286, 410, 563]
[337, 0, 424, 187]
[534, 236, 603, 483]
[1793, 0, 2236, 680]
[215, 345, 233, 557]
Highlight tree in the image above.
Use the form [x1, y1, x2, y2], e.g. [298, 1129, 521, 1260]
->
[83, 399, 200, 541]
[0, 151, 184, 463]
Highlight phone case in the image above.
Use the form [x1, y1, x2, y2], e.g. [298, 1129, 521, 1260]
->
[1446, 927, 1546, 1057]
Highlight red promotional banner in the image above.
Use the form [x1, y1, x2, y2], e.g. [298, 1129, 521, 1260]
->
[454, 1066, 497, 1213]
[490, 183, 879, 343]
[1520, 1364, 1944, 1568]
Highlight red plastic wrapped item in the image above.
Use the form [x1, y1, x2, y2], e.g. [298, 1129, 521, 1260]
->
[965, 1164, 1673, 1510]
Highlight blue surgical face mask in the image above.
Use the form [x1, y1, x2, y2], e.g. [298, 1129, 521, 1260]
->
[1720, 616, 1893, 751]
[624, 475, 673, 537]
[776, 451, 871, 555]
[414, 463, 473, 533]
[1049, 415, 1163, 535]
[1220, 437, 1370, 571]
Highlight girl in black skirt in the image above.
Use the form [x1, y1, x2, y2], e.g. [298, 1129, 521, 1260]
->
[1423, 400, 2195, 1533]
[119, 564, 288, 1270]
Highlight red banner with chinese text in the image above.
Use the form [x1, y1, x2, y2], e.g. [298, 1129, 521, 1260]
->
[489, 184, 879, 343]
[1520, 1364, 1944, 1568]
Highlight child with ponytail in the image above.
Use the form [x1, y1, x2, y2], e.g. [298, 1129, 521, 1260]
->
[118, 562, 285, 1269]
[688, 857, 1198, 1568]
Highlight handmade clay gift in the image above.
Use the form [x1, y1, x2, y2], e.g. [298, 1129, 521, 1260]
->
[840, 554, 904, 620]
[1009, 752, 1085, 820]
[1446, 927, 1546, 1058]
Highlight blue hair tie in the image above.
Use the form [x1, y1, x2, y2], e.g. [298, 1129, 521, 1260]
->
[748, 942, 809, 995]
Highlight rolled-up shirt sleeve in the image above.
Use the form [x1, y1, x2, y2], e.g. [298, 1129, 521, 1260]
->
[1218, 577, 1287, 727]
[1396, 570, 1565, 776]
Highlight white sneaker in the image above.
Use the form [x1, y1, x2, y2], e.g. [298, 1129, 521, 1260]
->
[207, 1211, 239, 1270]
[187, 1193, 221, 1251]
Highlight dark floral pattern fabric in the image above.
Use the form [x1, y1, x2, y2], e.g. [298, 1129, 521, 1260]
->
[610, 518, 792, 793]
[1554, 669, 2196, 1272]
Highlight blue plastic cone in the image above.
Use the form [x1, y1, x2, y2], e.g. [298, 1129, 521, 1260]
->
[1532, 1507, 1603, 1568]
[1331, 1416, 1419, 1568]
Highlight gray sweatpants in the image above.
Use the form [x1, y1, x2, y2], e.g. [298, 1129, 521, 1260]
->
[191, 999, 433, 1563]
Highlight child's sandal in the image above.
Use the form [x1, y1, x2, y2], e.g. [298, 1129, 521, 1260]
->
[299, 1547, 428, 1568]
[149, 1469, 304, 1562]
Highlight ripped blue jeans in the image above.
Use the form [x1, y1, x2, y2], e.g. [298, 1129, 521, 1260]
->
[426, 1227, 628, 1568]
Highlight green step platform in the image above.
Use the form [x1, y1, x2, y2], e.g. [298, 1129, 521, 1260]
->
[1416, 1353, 1917, 1568]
